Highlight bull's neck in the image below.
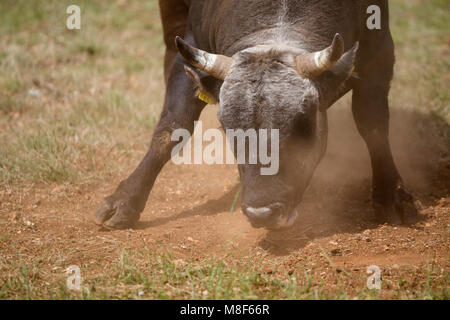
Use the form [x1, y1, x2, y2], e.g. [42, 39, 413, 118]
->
[215, 0, 338, 56]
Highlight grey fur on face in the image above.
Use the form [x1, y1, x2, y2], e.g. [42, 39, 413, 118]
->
[215, 45, 328, 228]
[218, 45, 320, 138]
[179, 41, 353, 229]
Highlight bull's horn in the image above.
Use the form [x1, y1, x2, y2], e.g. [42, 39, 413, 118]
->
[295, 33, 345, 78]
[175, 36, 234, 80]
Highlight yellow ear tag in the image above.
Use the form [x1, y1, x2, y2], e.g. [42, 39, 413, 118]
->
[198, 91, 215, 105]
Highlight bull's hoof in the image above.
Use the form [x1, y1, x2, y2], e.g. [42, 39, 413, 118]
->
[374, 203, 402, 225]
[394, 186, 419, 224]
[374, 185, 419, 225]
[94, 196, 140, 230]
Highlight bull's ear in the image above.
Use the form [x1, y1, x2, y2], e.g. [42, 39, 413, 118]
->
[315, 42, 359, 111]
[184, 65, 221, 105]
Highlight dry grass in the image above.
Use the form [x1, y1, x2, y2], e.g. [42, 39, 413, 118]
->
[0, 0, 164, 187]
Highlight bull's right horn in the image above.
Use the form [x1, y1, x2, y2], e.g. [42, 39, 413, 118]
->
[295, 33, 345, 78]
[175, 36, 234, 80]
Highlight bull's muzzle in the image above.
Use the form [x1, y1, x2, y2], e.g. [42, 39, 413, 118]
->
[242, 202, 298, 230]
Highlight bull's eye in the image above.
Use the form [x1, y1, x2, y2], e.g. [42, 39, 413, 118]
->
[273, 59, 284, 66]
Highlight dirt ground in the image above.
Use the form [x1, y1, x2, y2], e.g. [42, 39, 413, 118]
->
[1, 98, 448, 299]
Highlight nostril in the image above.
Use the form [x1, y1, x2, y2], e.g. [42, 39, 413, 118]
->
[268, 202, 285, 212]
[244, 207, 272, 219]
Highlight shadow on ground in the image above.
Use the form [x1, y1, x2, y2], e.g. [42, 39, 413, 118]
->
[137, 101, 449, 256]
[136, 184, 241, 229]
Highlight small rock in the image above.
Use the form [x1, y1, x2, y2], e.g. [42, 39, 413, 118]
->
[437, 198, 449, 208]
[264, 267, 274, 274]
[28, 88, 41, 97]
[51, 186, 64, 195]
[11, 212, 21, 221]
[187, 237, 199, 243]
[331, 248, 342, 256]
[24, 220, 34, 227]
[174, 259, 185, 267]
[414, 200, 425, 210]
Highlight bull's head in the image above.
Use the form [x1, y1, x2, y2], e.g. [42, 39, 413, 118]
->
[176, 34, 358, 230]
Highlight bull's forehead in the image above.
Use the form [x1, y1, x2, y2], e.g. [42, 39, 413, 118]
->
[238, 43, 307, 57]
[231, 44, 301, 71]
[218, 45, 318, 132]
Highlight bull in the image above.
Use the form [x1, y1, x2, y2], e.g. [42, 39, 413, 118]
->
[95, 0, 418, 230]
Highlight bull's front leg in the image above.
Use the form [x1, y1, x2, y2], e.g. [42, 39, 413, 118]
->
[351, 47, 418, 225]
[94, 56, 206, 229]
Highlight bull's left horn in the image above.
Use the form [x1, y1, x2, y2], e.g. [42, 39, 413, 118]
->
[295, 33, 345, 78]
[175, 36, 234, 80]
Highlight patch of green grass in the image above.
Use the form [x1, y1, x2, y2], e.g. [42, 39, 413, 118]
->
[0, 244, 448, 300]
[0, 232, 10, 244]
[0, 129, 76, 184]
[0, 244, 41, 299]
[0, 0, 163, 187]
[0, 96, 24, 114]
[65, 249, 340, 300]
[0, 75, 27, 114]
[125, 60, 146, 74]
[74, 251, 450, 300]
[3, 76, 22, 94]
[390, 0, 450, 122]
[0, 0, 46, 33]
[72, 41, 103, 56]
